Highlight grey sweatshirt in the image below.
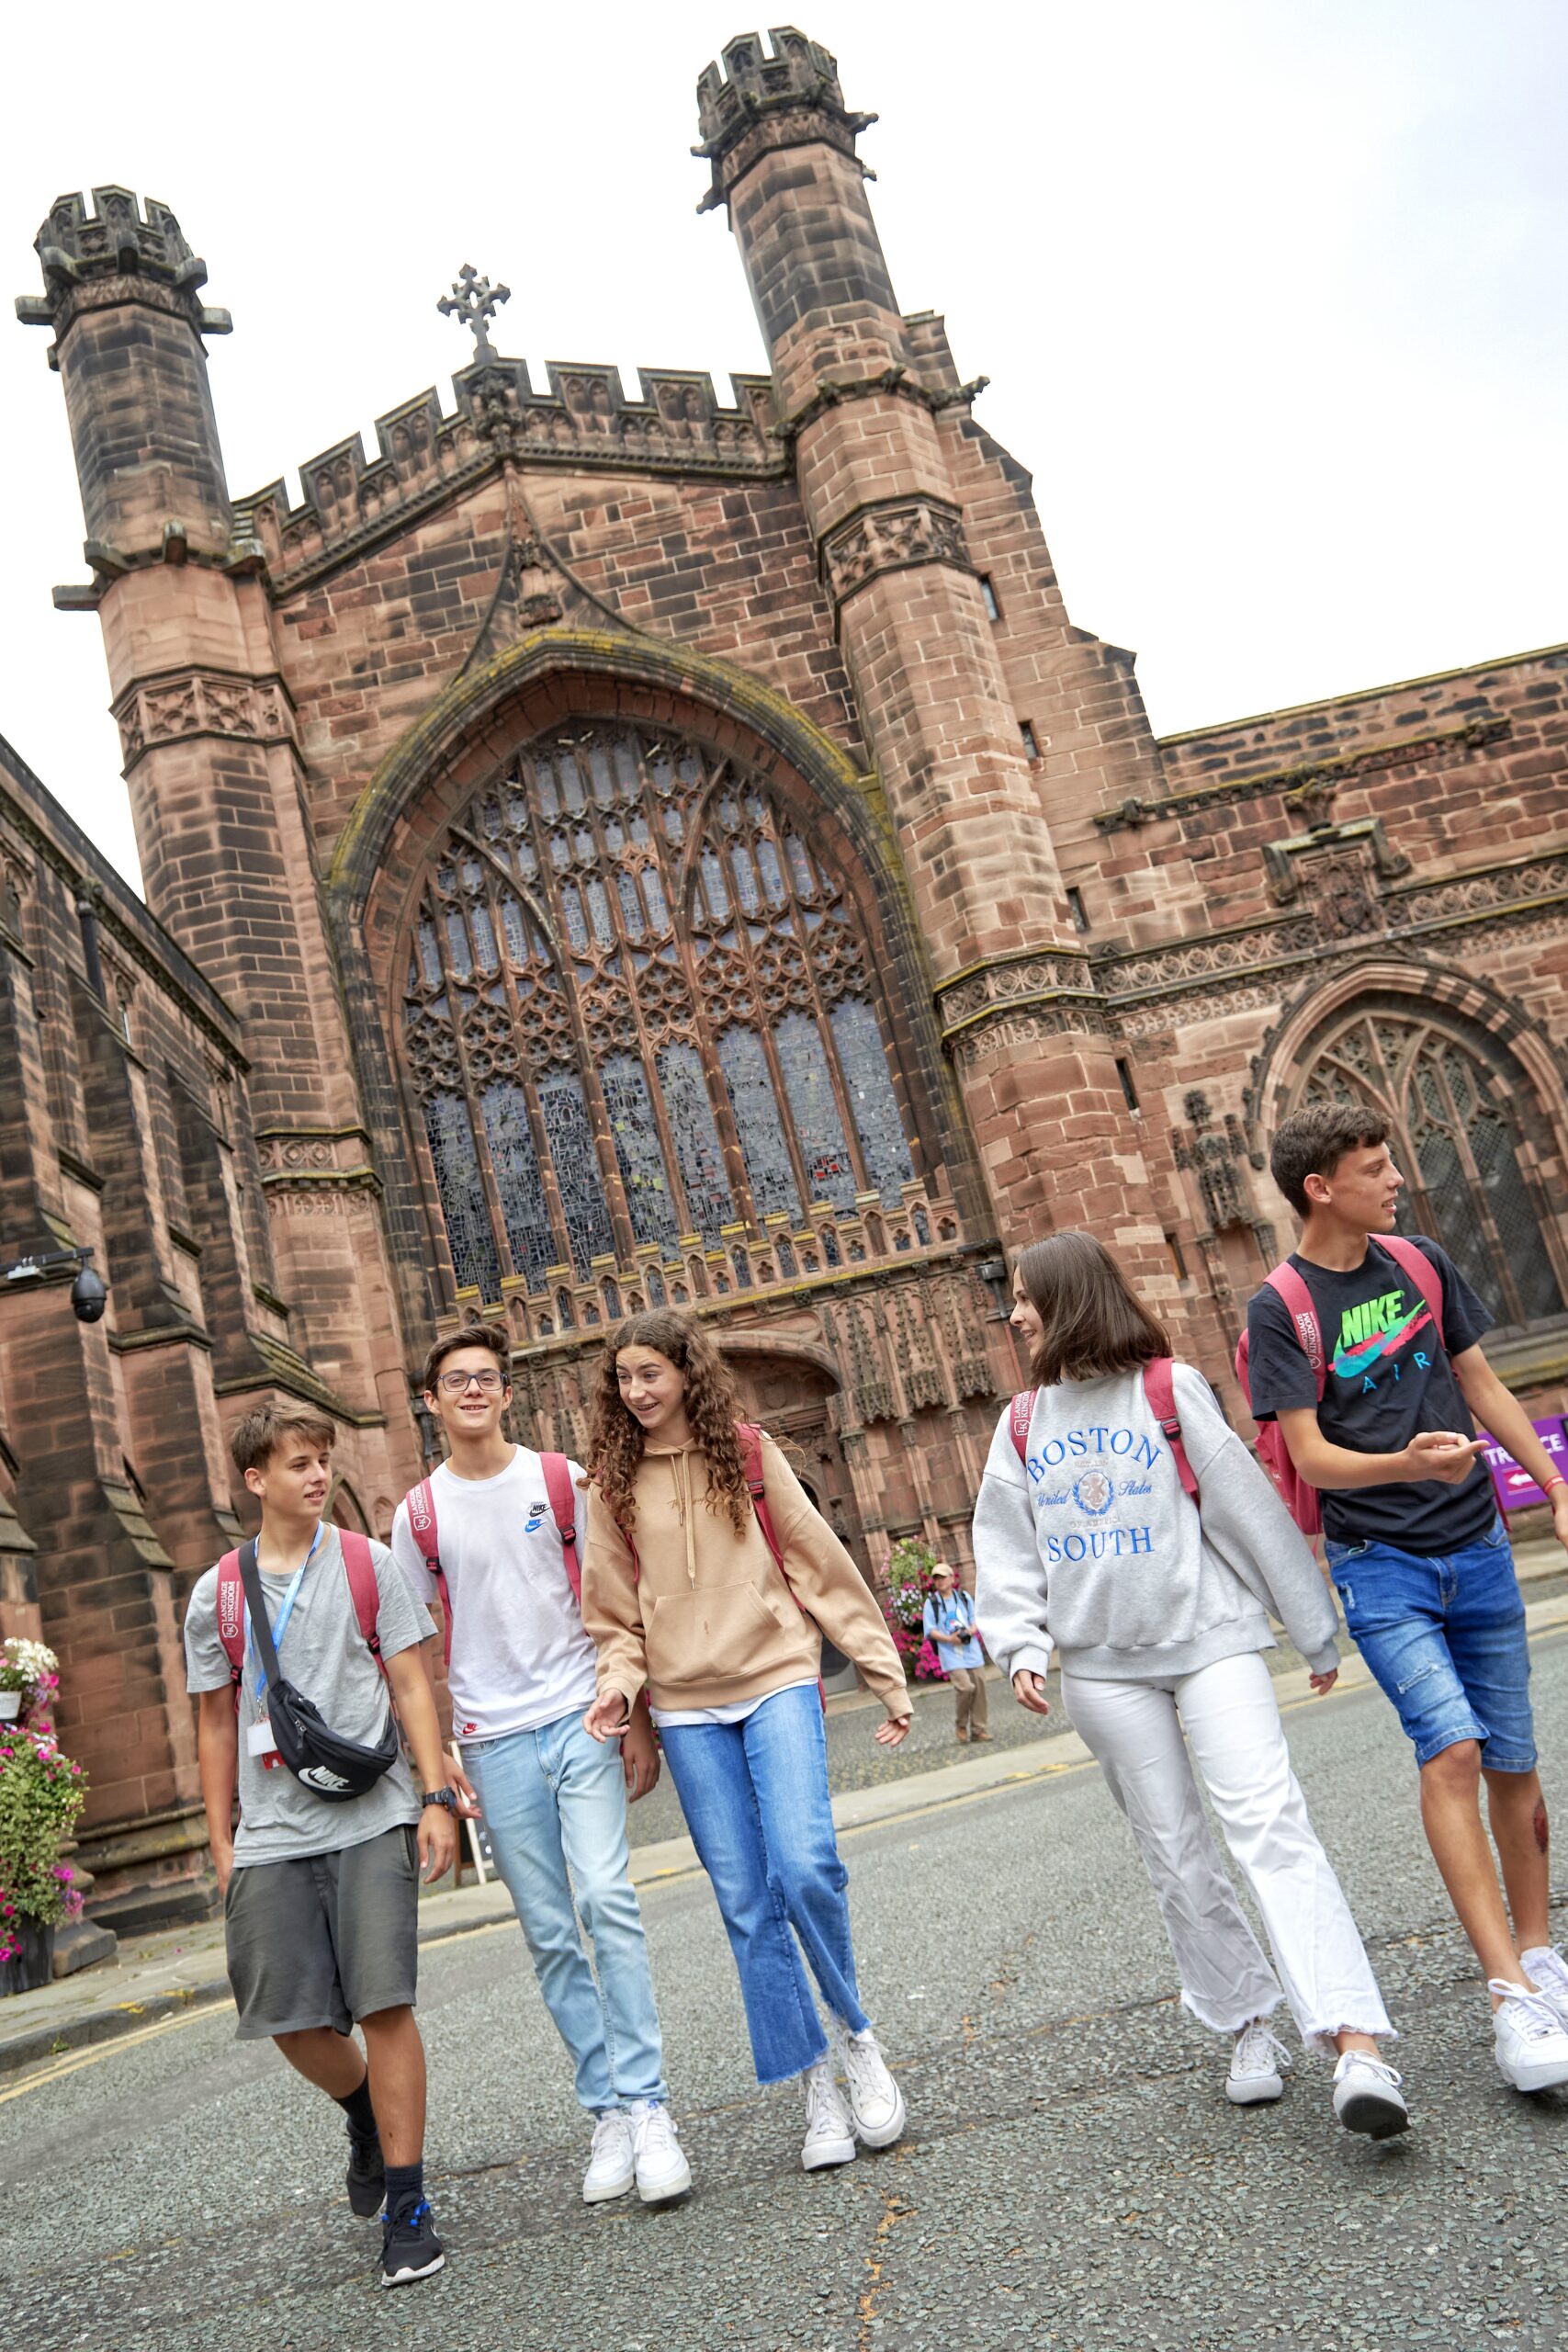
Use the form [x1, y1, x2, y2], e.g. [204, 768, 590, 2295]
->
[972, 1363, 1339, 1685]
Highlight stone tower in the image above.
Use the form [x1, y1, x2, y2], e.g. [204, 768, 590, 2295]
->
[16, 191, 417, 1916]
[694, 32, 1173, 1281]
[20, 188, 413, 1468]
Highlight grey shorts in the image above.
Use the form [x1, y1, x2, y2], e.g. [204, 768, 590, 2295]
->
[225, 1823, 420, 2041]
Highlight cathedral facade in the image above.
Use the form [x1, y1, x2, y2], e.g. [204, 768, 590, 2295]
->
[6, 28, 1567, 1928]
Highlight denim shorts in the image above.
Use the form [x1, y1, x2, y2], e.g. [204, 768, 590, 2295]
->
[1324, 1518, 1535, 1773]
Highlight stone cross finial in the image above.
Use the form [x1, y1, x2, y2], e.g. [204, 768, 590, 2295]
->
[437, 263, 510, 362]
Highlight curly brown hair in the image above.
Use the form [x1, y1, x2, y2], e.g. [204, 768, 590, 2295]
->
[584, 1308, 751, 1534]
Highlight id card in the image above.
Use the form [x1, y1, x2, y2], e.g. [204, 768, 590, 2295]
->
[246, 1717, 280, 1759]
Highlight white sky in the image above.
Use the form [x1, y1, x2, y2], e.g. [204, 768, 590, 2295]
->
[4, 0, 1565, 893]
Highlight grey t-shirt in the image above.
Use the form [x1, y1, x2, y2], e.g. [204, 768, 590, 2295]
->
[184, 1527, 434, 1869]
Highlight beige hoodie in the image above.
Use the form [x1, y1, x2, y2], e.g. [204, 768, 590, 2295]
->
[582, 1429, 911, 1719]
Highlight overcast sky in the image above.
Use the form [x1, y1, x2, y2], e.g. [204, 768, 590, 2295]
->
[4, 0, 1565, 893]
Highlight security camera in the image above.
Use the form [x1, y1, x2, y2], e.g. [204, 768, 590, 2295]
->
[70, 1261, 107, 1324]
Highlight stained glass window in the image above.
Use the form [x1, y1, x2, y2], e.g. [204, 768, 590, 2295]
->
[1299, 1009, 1562, 1329]
[401, 719, 927, 1310]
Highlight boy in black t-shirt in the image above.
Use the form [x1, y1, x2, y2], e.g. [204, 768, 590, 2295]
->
[1247, 1105, 1568, 2096]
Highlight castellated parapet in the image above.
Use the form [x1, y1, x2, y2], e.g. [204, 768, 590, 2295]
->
[694, 28, 875, 210]
[233, 360, 782, 596]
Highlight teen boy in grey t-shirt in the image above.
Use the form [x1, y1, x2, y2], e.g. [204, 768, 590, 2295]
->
[184, 1403, 457, 2289]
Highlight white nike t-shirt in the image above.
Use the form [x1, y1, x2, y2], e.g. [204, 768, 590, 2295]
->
[390, 1448, 598, 1744]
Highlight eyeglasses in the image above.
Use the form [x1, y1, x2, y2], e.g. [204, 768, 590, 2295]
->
[436, 1368, 505, 1394]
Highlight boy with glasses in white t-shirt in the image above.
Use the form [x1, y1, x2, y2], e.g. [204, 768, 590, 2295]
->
[391, 1322, 691, 2206]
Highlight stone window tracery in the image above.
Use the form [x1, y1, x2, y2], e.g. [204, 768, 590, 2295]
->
[402, 719, 924, 1314]
[1298, 1007, 1563, 1328]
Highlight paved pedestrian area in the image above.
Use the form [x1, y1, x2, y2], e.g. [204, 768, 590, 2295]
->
[11, 1623, 1568, 2351]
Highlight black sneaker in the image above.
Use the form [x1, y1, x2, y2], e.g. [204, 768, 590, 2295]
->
[346, 2124, 385, 2219]
[380, 2199, 446, 2288]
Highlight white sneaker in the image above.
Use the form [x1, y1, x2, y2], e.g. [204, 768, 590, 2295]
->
[626, 2098, 692, 2204]
[801, 2057, 856, 2171]
[1225, 2018, 1293, 2106]
[1521, 1943, 1568, 2031]
[833, 2020, 907, 2149]
[1491, 1980, 1568, 2093]
[582, 2108, 636, 2204]
[1331, 2051, 1410, 2140]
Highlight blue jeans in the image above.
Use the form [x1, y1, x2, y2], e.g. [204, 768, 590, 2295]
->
[1324, 1518, 1536, 1772]
[464, 1711, 666, 2109]
[660, 1684, 868, 2085]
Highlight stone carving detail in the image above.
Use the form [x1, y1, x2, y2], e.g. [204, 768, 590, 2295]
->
[1171, 1090, 1263, 1233]
[1263, 818, 1410, 918]
[818, 496, 970, 606]
[948, 1003, 1118, 1070]
[935, 952, 1096, 1037]
[1384, 854, 1568, 932]
[254, 1128, 379, 1194]
[115, 671, 292, 769]
[1093, 716, 1509, 832]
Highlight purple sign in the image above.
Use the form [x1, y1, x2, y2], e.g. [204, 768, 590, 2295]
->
[1480, 1416, 1567, 1512]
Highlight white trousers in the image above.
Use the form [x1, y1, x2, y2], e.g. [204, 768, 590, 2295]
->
[1061, 1650, 1393, 2055]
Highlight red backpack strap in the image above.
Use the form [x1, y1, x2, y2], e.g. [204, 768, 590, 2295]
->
[403, 1478, 454, 1668]
[541, 1453, 582, 1606]
[338, 1529, 387, 1679]
[1379, 1234, 1447, 1346]
[736, 1423, 785, 1570]
[216, 1550, 245, 1702]
[1008, 1391, 1037, 1464]
[1142, 1360, 1199, 1500]
[737, 1421, 824, 1708]
[1265, 1261, 1326, 1396]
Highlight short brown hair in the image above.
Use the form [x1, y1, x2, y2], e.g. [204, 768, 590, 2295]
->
[1014, 1231, 1169, 1386]
[1270, 1104, 1389, 1217]
[422, 1321, 511, 1396]
[230, 1403, 335, 1478]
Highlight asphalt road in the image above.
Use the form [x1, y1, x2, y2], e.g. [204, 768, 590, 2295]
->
[14, 1636, 1568, 2352]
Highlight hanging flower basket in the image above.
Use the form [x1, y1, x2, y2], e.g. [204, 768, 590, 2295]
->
[0, 1725, 85, 1996]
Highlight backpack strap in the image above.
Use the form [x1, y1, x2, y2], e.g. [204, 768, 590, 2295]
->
[339, 1529, 386, 1679]
[736, 1422, 785, 1571]
[1141, 1359, 1200, 1500]
[403, 1477, 454, 1668]
[217, 1549, 245, 1705]
[1008, 1390, 1037, 1464]
[1379, 1233, 1447, 1347]
[736, 1420, 824, 1709]
[1265, 1261, 1326, 1396]
[541, 1452, 582, 1605]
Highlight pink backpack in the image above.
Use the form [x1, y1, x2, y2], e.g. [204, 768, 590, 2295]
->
[405, 1452, 579, 1668]
[1234, 1236, 1446, 1535]
[1008, 1360, 1201, 1498]
[216, 1528, 384, 1701]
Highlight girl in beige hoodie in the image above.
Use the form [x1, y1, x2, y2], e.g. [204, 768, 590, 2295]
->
[581, 1309, 912, 2172]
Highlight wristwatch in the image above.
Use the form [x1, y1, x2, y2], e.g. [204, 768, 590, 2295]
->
[422, 1787, 458, 1814]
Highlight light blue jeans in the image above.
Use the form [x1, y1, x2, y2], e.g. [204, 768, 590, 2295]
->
[464, 1710, 666, 2110]
[660, 1683, 869, 2086]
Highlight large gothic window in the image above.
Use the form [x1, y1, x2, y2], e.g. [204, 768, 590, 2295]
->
[402, 721, 931, 1322]
[1298, 1006, 1563, 1327]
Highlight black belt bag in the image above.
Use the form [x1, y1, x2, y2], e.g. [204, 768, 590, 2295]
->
[240, 1542, 399, 1802]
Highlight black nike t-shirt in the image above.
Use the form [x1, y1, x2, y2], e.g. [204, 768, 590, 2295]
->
[1245, 1236, 1495, 1554]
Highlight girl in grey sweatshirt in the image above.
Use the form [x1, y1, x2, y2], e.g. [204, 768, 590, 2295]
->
[971, 1231, 1407, 2143]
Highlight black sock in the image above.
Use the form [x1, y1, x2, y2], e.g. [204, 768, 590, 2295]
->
[334, 2078, 378, 2141]
[384, 2160, 424, 2222]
